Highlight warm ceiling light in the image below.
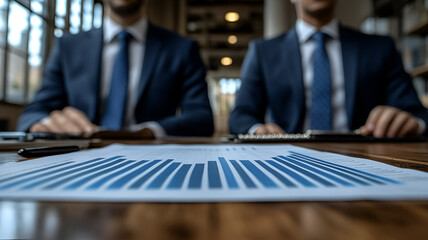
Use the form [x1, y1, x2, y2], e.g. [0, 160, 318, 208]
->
[228, 35, 238, 44]
[225, 12, 240, 22]
[221, 57, 233, 66]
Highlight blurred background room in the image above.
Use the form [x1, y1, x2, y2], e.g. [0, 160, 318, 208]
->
[0, 0, 427, 135]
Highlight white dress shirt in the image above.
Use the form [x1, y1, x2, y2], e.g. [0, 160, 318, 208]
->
[101, 16, 165, 137]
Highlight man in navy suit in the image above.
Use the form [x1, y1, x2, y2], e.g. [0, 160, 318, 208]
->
[229, 0, 428, 137]
[18, 0, 214, 137]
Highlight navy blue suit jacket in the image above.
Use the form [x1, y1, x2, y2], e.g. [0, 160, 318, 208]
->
[18, 23, 214, 136]
[229, 26, 428, 135]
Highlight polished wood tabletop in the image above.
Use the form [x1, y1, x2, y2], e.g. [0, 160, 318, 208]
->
[1, 138, 428, 240]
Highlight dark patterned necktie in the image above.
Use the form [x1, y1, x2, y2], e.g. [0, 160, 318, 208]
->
[310, 31, 332, 131]
[100, 31, 132, 130]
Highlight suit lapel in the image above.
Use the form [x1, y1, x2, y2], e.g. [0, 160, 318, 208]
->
[82, 28, 103, 122]
[283, 28, 305, 131]
[340, 26, 359, 129]
[137, 22, 163, 102]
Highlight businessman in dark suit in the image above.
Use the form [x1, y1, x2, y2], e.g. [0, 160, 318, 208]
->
[18, 0, 214, 137]
[229, 0, 428, 137]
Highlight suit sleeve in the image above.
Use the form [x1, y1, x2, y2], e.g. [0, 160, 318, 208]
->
[229, 41, 267, 134]
[17, 38, 68, 131]
[383, 37, 428, 135]
[157, 41, 214, 136]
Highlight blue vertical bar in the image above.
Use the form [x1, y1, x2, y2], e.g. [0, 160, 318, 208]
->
[167, 164, 192, 189]
[0, 162, 73, 184]
[287, 152, 401, 184]
[208, 161, 222, 189]
[240, 160, 278, 188]
[273, 157, 335, 187]
[64, 161, 134, 190]
[288, 154, 383, 185]
[108, 160, 160, 190]
[218, 157, 238, 189]
[266, 160, 316, 187]
[277, 156, 354, 187]
[0, 158, 107, 190]
[129, 159, 173, 189]
[0, 157, 114, 190]
[287, 155, 370, 186]
[41, 159, 126, 190]
[255, 160, 296, 188]
[188, 164, 204, 189]
[230, 160, 256, 189]
[147, 162, 181, 189]
[87, 160, 148, 190]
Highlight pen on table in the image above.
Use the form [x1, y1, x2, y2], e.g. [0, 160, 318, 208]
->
[17, 146, 81, 158]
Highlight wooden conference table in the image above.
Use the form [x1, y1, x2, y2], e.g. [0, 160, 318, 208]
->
[0, 137, 428, 240]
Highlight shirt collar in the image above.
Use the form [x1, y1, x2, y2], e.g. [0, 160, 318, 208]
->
[296, 18, 339, 44]
[103, 16, 148, 43]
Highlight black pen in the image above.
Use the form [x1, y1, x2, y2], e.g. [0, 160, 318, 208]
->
[17, 146, 80, 158]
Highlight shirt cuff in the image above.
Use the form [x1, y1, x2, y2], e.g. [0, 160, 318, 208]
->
[40, 116, 49, 124]
[248, 123, 264, 134]
[128, 121, 166, 138]
[416, 117, 427, 135]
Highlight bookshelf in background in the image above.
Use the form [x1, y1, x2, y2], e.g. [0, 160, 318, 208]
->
[370, 0, 428, 107]
[402, 0, 428, 107]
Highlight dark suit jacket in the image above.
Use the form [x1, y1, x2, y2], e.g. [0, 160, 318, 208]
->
[18, 23, 214, 136]
[229, 26, 428, 135]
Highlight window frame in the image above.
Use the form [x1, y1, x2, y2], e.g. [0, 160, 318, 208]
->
[0, 0, 101, 105]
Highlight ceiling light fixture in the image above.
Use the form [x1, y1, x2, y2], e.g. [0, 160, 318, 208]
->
[225, 12, 240, 22]
[228, 35, 238, 44]
[221, 57, 233, 66]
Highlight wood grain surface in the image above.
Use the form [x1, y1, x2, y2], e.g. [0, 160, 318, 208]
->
[1, 138, 427, 240]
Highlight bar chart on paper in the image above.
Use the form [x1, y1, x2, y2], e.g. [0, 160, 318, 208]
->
[1, 144, 428, 202]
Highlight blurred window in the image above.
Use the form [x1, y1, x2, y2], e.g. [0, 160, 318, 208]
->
[0, 0, 102, 104]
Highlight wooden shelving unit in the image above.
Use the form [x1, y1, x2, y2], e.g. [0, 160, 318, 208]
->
[411, 64, 428, 77]
[374, 0, 428, 107]
[407, 21, 428, 35]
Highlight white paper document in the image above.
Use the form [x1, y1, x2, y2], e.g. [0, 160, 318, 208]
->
[1, 144, 428, 202]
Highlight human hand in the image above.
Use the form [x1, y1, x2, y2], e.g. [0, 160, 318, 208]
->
[254, 123, 285, 134]
[359, 106, 419, 138]
[136, 127, 155, 139]
[29, 107, 97, 137]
